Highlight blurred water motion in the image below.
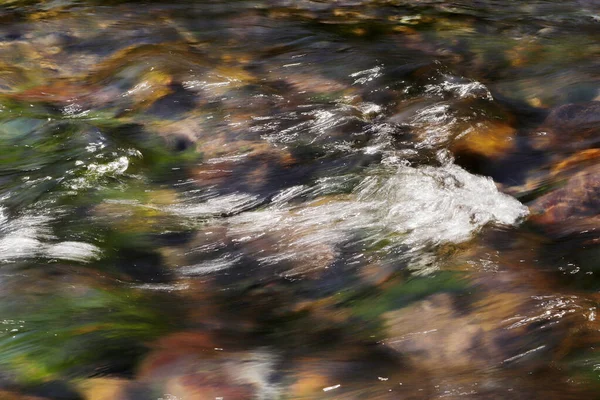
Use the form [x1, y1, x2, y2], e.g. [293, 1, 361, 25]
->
[0, 0, 599, 399]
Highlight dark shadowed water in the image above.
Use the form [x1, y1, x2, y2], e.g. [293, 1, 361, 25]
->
[0, 1, 599, 399]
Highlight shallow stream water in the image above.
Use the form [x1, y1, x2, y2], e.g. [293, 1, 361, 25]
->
[0, 1, 599, 399]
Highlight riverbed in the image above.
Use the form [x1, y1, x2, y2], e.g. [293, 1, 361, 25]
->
[0, 1, 599, 399]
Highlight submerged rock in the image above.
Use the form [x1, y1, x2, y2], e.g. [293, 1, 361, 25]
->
[531, 101, 600, 152]
[191, 144, 299, 195]
[137, 335, 280, 400]
[0, 391, 46, 400]
[382, 290, 580, 372]
[77, 378, 149, 400]
[529, 163, 600, 238]
[550, 149, 600, 177]
[452, 120, 517, 159]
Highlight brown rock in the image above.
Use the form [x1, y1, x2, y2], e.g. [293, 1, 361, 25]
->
[551, 148, 600, 177]
[0, 391, 46, 400]
[383, 293, 493, 371]
[138, 336, 279, 399]
[137, 331, 217, 379]
[281, 72, 349, 96]
[382, 290, 574, 372]
[529, 163, 600, 237]
[164, 374, 254, 400]
[532, 102, 600, 152]
[192, 144, 297, 190]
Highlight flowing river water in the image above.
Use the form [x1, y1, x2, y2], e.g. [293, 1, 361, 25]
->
[0, 1, 599, 399]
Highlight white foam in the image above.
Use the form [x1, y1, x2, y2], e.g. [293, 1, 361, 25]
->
[425, 76, 493, 100]
[168, 193, 263, 217]
[180, 255, 241, 276]
[211, 153, 529, 270]
[409, 103, 459, 148]
[46, 241, 101, 263]
[350, 65, 383, 85]
[0, 207, 101, 263]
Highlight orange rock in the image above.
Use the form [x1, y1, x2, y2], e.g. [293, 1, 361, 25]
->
[392, 26, 418, 35]
[77, 378, 131, 400]
[11, 81, 92, 104]
[289, 371, 331, 397]
[551, 148, 600, 177]
[506, 42, 544, 68]
[452, 121, 516, 159]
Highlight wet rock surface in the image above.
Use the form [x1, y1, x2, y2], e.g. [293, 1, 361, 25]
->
[529, 163, 600, 237]
[532, 102, 600, 152]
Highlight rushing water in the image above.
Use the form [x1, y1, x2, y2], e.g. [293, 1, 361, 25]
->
[0, 1, 599, 399]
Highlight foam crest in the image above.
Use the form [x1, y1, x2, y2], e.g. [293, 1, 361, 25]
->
[209, 156, 530, 272]
[0, 207, 101, 263]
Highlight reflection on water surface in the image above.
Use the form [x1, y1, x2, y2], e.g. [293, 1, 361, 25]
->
[0, 0, 599, 398]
